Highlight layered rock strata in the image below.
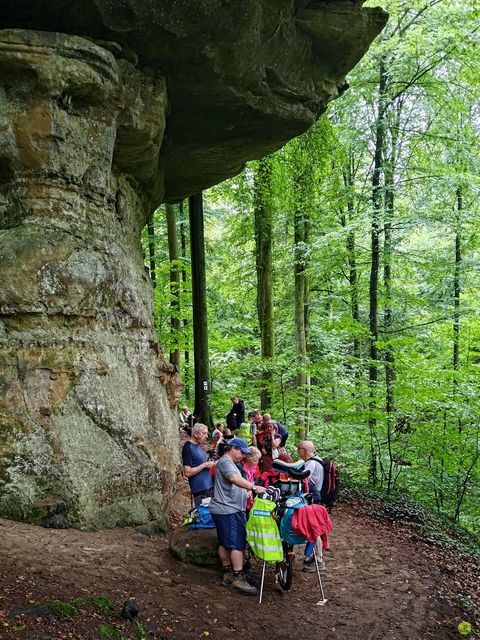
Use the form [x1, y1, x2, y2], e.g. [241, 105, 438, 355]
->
[0, 31, 180, 528]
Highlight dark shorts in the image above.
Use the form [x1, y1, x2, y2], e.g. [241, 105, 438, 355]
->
[193, 487, 214, 506]
[211, 511, 247, 550]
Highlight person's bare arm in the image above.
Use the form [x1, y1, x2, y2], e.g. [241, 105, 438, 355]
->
[183, 460, 215, 477]
[228, 473, 262, 493]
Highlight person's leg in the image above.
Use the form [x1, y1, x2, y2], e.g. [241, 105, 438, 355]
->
[218, 545, 235, 586]
[228, 513, 256, 595]
[217, 545, 231, 567]
[212, 514, 235, 585]
[230, 549, 244, 572]
[303, 537, 325, 571]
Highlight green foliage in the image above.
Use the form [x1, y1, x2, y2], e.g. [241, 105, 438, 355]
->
[145, 0, 480, 538]
[89, 595, 115, 615]
[98, 625, 124, 640]
[46, 595, 115, 619]
[46, 599, 80, 618]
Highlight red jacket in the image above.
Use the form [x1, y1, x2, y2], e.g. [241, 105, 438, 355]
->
[292, 504, 333, 545]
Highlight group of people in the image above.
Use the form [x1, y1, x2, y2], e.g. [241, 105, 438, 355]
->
[179, 397, 327, 596]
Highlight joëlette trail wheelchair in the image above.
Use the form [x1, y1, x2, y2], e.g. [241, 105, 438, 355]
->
[256, 460, 327, 604]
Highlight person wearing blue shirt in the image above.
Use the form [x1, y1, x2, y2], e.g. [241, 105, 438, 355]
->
[182, 423, 215, 505]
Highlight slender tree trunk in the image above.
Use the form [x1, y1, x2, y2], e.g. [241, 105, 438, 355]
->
[166, 204, 181, 370]
[294, 198, 309, 440]
[453, 187, 462, 386]
[189, 193, 212, 426]
[368, 57, 388, 486]
[454, 448, 479, 522]
[253, 157, 275, 411]
[179, 201, 190, 401]
[147, 217, 156, 288]
[342, 152, 360, 387]
[384, 127, 397, 495]
[453, 186, 463, 507]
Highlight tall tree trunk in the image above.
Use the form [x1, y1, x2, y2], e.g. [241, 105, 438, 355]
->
[253, 157, 275, 411]
[383, 113, 398, 494]
[304, 214, 311, 437]
[342, 151, 360, 383]
[294, 198, 309, 441]
[368, 56, 388, 486]
[166, 204, 181, 370]
[453, 186, 463, 508]
[453, 187, 462, 385]
[179, 201, 190, 401]
[189, 193, 212, 426]
[147, 217, 156, 288]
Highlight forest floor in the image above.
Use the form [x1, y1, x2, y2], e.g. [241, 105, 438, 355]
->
[0, 485, 478, 640]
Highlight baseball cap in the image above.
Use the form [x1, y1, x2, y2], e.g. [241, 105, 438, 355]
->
[227, 438, 250, 454]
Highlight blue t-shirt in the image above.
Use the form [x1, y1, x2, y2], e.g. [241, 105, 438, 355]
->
[182, 441, 213, 495]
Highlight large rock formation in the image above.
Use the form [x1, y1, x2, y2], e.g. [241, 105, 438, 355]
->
[0, 2, 387, 528]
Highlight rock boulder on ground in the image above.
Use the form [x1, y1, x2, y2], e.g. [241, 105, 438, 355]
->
[169, 525, 219, 567]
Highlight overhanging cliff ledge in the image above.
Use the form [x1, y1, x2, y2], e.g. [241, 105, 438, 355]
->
[1, 1, 387, 204]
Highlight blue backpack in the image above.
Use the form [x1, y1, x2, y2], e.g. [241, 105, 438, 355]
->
[188, 505, 216, 530]
[279, 495, 308, 544]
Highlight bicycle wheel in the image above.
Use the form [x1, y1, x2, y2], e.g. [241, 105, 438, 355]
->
[275, 545, 294, 591]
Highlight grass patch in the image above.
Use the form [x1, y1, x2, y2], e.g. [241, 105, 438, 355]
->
[46, 599, 81, 618]
[45, 595, 115, 618]
[98, 625, 124, 640]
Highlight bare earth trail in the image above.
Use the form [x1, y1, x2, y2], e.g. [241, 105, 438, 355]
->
[0, 494, 470, 640]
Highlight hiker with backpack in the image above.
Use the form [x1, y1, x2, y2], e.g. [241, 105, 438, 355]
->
[262, 413, 289, 447]
[296, 440, 339, 571]
[297, 441, 324, 504]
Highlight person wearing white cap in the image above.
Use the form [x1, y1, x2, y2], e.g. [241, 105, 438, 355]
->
[209, 438, 263, 595]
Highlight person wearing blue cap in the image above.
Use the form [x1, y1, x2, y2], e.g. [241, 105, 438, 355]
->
[209, 438, 263, 595]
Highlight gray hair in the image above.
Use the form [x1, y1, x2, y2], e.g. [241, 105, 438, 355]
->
[246, 446, 261, 458]
[192, 423, 208, 435]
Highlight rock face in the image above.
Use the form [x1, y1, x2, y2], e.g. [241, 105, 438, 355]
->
[0, 2, 387, 528]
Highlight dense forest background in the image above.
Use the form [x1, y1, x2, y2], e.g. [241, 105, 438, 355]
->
[143, 0, 480, 535]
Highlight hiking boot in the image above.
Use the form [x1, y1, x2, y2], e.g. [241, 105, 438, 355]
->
[303, 555, 326, 572]
[232, 576, 258, 595]
[221, 570, 234, 586]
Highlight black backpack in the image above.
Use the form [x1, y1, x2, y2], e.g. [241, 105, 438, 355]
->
[311, 456, 340, 512]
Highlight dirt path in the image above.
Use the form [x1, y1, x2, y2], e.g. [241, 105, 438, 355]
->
[0, 497, 469, 640]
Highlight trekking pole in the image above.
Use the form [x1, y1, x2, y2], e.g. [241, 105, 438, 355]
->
[313, 552, 327, 605]
[258, 561, 267, 604]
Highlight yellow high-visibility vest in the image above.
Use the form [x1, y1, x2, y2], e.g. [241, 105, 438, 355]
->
[235, 422, 253, 445]
[246, 497, 283, 562]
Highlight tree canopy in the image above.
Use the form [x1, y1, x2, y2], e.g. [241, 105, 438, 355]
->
[144, 0, 480, 536]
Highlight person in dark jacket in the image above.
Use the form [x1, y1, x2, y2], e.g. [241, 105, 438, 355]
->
[225, 396, 245, 431]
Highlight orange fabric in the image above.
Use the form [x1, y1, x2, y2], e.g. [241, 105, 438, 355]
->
[291, 504, 333, 544]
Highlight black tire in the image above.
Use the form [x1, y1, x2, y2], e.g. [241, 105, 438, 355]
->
[276, 546, 294, 591]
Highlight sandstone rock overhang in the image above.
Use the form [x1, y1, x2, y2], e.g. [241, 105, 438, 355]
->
[0, 0, 388, 205]
[0, 2, 387, 529]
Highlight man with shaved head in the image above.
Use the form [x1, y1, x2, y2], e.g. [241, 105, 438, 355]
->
[297, 441, 324, 497]
[297, 440, 326, 571]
